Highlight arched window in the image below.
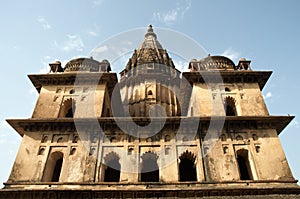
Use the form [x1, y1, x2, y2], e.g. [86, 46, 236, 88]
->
[164, 135, 170, 142]
[42, 151, 64, 182]
[147, 90, 153, 96]
[141, 151, 159, 182]
[52, 157, 63, 182]
[179, 150, 197, 182]
[224, 96, 237, 116]
[236, 149, 253, 180]
[59, 98, 76, 118]
[69, 89, 75, 94]
[225, 87, 231, 92]
[104, 152, 121, 182]
[41, 135, 48, 143]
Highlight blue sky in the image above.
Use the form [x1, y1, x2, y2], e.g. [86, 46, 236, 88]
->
[0, 0, 300, 186]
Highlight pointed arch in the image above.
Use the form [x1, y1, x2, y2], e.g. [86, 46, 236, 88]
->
[236, 149, 253, 180]
[179, 150, 197, 182]
[140, 151, 159, 182]
[59, 98, 76, 118]
[103, 152, 121, 182]
[42, 151, 64, 182]
[224, 96, 237, 116]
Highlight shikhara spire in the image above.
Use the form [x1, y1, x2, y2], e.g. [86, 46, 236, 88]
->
[123, 25, 175, 72]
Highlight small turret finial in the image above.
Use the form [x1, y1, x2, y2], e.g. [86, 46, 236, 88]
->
[148, 24, 153, 32]
[145, 24, 156, 39]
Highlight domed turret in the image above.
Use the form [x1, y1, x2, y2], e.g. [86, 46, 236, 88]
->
[189, 55, 236, 71]
[64, 57, 111, 72]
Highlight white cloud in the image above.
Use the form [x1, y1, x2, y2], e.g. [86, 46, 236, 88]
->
[262, 91, 272, 100]
[153, 10, 178, 25]
[152, 0, 191, 25]
[221, 48, 240, 62]
[88, 31, 98, 37]
[93, 45, 108, 54]
[62, 35, 84, 52]
[265, 92, 272, 99]
[37, 16, 52, 30]
[87, 23, 101, 37]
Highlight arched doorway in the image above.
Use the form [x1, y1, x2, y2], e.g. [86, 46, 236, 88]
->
[59, 98, 76, 117]
[42, 151, 64, 182]
[179, 150, 197, 181]
[224, 96, 237, 116]
[236, 149, 253, 180]
[104, 152, 121, 182]
[141, 151, 159, 182]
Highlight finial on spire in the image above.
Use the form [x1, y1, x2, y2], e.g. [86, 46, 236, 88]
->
[148, 24, 153, 32]
[145, 24, 156, 39]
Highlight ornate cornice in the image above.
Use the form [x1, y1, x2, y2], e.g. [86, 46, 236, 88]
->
[182, 71, 272, 90]
[7, 116, 294, 137]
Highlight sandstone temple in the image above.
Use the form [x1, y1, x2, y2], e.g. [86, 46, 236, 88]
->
[1, 25, 299, 198]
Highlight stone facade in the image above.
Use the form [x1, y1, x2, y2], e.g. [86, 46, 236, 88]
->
[1, 25, 299, 198]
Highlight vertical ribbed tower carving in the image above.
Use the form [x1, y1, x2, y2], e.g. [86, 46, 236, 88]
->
[119, 25, 181, 117]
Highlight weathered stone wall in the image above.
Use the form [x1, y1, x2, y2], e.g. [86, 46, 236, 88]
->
[7, 125, 294, 184]
[32, 85, 107, 118]
[8, 131, 90, 182]
[187, 83, 269, 116]
[204, 129, 294, 182]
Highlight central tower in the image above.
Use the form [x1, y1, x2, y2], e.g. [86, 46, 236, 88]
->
[119, 25, 181, 117]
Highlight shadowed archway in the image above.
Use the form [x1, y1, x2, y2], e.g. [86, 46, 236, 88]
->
[140, 151, 159, 182]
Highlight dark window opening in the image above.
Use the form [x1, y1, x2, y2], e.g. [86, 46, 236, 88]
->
[237, 149, 252, 180]
[41, 135, 48, 143]
[224, 97, 237, 116]
[141, 152, 159, 182]
[38, 147, 45, 155]
[42, 152, 64, 182]
[225, 87, 231, 92]
[59, 98, 76, 118]
[226, 105, 236, 116]
[164, 135, 170, 142]
[72, 135, 79, 143]
[65, 106, 75, 117]
[69, 89, 75, 94]
[51, 158, 63, 182]
[179, 151, 197, 182]
[104, 153, 120, 182]
[147, 90, 153, 96]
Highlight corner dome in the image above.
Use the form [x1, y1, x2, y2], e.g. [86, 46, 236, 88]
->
[189, 55, 236, 71]
[64, 57, 111, 72]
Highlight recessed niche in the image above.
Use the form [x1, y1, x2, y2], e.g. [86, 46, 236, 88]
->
[128, 147, 134, 155]
[252, 134, 259, 141]
[69, 89, 75, 94]
[72, 135, 79, 143]
[165, 146, 171, 155]
[236, 135, 243, 141]
[255, 145, 261, 153]
[223, 145, 229, 154]
[70, 147, 76, 155]
[38, 147, 46, 155]
[41, 135, 48, 143]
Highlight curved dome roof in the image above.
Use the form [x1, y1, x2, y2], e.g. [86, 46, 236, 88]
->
[64, 57, 111, 72]
[189, 55, 236, 71]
